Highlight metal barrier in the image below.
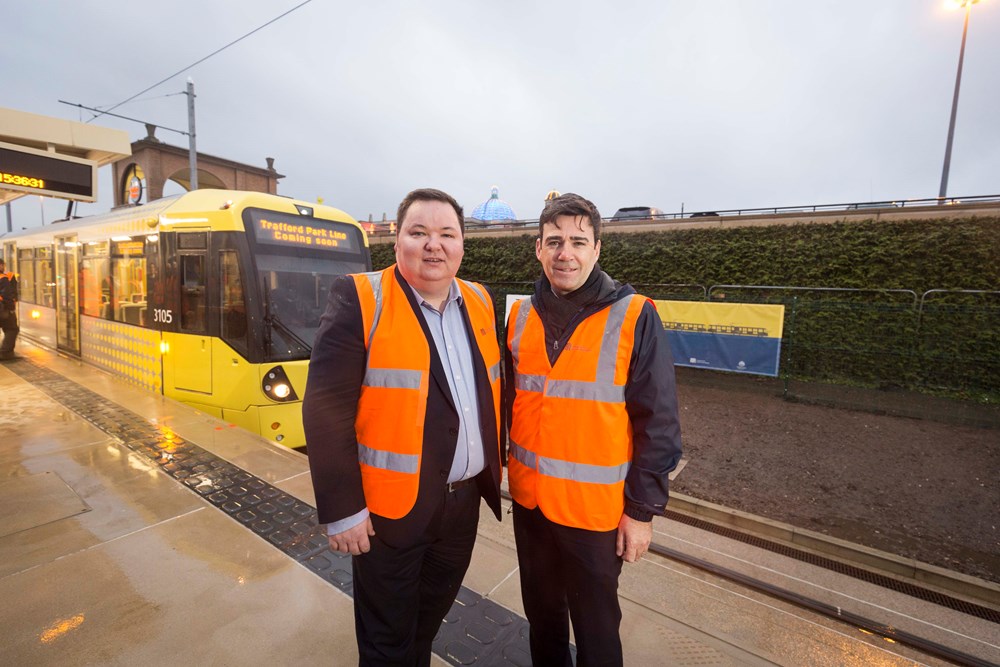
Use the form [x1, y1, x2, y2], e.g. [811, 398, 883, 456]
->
[631, 283, 708, 301]
[917, 289, 1000, 327]
[483, 280, 999, 425]
[708, 284, 919, 308]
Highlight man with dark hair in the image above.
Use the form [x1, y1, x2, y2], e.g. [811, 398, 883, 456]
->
[0, 258, 19, 361]
[505, 192, 682, 666]
[396, 187, 466, 236]
[304, 188, 503, 665]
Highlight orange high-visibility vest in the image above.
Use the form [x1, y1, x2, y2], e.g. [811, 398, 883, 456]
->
[352, 266, 501, 519]
[0, 272, 16, 302]
[507, 294, 647, 531]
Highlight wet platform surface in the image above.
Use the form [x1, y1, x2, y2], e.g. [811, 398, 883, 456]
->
[1, 341, 997, 666]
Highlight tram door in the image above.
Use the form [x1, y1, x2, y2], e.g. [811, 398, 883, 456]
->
[55, 236, 80, 355]
[171, 232, 212, 394]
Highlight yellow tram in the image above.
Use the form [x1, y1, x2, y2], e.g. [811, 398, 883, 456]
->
[1, 190, 371, 448]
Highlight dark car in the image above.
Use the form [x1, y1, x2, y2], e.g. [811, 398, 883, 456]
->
[689, 211, 720, 218]
[611, 206, 663, 221]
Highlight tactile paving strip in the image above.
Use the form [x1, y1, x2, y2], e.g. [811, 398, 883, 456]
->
[6, 358, 536, 666]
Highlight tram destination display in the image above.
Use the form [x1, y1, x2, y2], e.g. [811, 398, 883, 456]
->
[247, 209, 359, 252]
[0, 141, 98, 201]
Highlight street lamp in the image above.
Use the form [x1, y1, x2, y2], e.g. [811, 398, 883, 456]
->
[938, 0, 984, 202]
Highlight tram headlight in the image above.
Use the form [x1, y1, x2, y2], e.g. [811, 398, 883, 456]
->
[262, 365, 298, 402]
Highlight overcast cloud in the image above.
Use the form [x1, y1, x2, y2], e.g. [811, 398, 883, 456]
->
[4, 0, 999, 228]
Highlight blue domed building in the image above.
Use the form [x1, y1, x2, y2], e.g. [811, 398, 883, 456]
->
[470, 186, 517, 223]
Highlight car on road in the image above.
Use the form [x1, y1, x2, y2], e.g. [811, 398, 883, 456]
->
[611, 206, 664, 221]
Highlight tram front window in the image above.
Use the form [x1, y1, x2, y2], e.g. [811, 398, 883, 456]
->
[257, 253, 366, 361]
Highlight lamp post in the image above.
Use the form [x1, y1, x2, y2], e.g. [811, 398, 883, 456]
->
[938, 0, 982, 201]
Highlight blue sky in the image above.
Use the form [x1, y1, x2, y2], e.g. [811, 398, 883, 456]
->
[3, 0, 999, 229]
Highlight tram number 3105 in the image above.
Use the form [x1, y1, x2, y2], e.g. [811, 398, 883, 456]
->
[152, 308, 174, 324]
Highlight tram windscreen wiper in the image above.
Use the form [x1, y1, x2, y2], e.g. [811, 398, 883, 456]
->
[262, 289, 312, 357]
[265, 312, 312, 354]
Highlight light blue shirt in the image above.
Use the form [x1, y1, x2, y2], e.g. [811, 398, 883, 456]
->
[416, 280, 486, 484]
[327, 279, 485, 536]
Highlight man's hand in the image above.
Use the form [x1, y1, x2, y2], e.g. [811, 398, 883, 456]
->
[328, 517, 376, 555]
[616, 514, 652, 563]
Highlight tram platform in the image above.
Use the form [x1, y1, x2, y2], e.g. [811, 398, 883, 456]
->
[2, 340, 998, 666]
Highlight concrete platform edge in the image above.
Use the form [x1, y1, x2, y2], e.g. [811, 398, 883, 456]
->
[669, 491, 1000, 608]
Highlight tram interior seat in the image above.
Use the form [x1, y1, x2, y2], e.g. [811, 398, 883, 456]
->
[121, 301, 146, 325]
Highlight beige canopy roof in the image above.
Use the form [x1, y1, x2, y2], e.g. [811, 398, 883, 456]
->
[0, 107, 131, 205]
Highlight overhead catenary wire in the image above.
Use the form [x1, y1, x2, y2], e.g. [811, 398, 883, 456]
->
[88, 0, 314, 121]
[59, 100, 190, 136]
[90, 92, 186, 112]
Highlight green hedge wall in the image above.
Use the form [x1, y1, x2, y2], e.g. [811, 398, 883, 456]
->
[370, 217, 1000, 400]
[372, 217, 1000, 291]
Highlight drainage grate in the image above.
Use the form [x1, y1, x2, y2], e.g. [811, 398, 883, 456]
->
[664, 509, 1000, 624]
[7, 359, 537, 666]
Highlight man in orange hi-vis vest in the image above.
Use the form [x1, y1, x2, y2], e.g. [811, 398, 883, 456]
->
[505, 193, 682, 667]
[0, 258, 19, 361]
[303, 188, 502, 666]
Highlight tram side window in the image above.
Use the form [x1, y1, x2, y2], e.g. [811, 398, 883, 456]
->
[17, 249, 35, 304]
[180, 255, 206, 332]
[220, 250, 248, 352]
[36, 248, 55, 307]
[80, 243, 111, 318]
[111, 240, 147, 326]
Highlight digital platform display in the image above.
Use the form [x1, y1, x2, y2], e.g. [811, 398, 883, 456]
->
[0, 142, 97, 201]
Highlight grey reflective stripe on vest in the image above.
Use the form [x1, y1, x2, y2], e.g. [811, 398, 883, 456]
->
[363, 271, 384, 350]
[459, 278, 490, 312]
[360, 271, 422, 390]
[541, 457, 630, 484]
[597, 296, 633, 383]
[516, 373, 545, 393]
[545, 380, 625, 403]
[508, 440, 537, 469]
[363, 367, 422, 389]
[459, 279, 499, 383]
[358, 441, 419, 474]
[509, 440, 628, 484]
[512, 296, 634, 403]
[509, 297, 532, 375]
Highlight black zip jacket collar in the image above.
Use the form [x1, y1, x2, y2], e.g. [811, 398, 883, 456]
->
[531, 265, 636, 366]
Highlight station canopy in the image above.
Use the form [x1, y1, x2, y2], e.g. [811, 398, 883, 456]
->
[0, 107, 131, 205]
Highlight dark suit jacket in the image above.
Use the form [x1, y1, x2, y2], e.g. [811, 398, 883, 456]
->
[303, 266, 502, 547]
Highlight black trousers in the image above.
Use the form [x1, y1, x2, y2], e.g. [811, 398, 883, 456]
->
[0, 310, 17, 355]
[513, 502, 624, 667]
[351, 482, 481, 667]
